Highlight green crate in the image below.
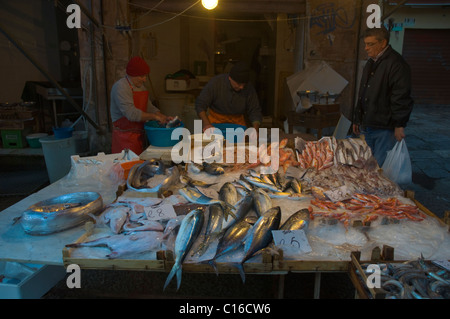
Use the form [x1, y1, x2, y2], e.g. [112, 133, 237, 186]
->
[1, 129, 28, 149]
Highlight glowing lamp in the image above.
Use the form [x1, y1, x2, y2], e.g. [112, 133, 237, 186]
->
[202, 0, 218, 10]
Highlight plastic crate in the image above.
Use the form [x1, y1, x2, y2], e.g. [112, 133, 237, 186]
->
[1, 129, 28, 148]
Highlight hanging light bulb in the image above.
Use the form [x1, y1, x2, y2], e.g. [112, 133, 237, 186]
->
[202, 0, 218, 10]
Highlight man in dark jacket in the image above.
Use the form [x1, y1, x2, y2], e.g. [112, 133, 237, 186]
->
[353, 26, 413, 166]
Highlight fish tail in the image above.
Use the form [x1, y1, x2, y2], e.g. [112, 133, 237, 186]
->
[163, 263, 179, 291]
[209, 259, 219, 276]
[176, 266, 183, 291]
[237, 263, 246, 283]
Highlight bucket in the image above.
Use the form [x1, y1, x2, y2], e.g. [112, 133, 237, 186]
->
[144, 121, 184, 147]
[53, 127, 73, 139]
[26, 133, 48, 148]
[39, 136, 77, 183]
[158, 94, 187, 117]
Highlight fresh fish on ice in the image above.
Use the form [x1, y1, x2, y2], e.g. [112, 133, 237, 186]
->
[235, 206, 281, 282]
[251, 188, 272, 217]
[204, 219, 253, 275]
[163, 208, 205, 291]
[65, 231, 163, 259]
[191, 204, 224, 257]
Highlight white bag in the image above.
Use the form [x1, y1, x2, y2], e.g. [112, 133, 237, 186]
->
[381, 139, 412, 185]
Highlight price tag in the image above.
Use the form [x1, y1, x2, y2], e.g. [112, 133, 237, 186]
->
[144, 203, 177, 221]
[271, 229, 312, 255]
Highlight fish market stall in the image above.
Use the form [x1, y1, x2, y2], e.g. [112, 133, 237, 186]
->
[1, 136, 449, 298]
[61, 136, 449, 297]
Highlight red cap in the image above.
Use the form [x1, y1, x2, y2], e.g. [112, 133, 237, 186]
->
[126, 57, 150, 76]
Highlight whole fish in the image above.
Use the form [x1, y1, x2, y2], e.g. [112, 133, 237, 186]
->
[65, 231, 163, 259]
[18, 192, 103, 235]
[128, 165, 180, 193]
[237, 175, 254, 191]
[268, 191, 306, 200]
[279, 208, 310, 231]
[180, 174, 217, 188]
[235, 206, 281, 283]
[191, 204, 224, 257]
[163, 208, 205, 291]
[242, 175, 281, 192]
[222, 195, 253, 230]
[178, 186, 236, 219]
[290, 178, 302, 194]
[203, 162, 225, 175]
[251, 188, 272, 217]
[204, 219, 252, 275]
[219, 182, 238, 207]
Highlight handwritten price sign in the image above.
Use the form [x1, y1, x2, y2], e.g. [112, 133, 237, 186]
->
[272, 229, 312, 255]
[144, 204, 177, 221]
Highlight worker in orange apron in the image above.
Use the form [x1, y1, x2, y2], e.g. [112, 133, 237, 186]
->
[110, 57, 171, 155]
[195, 61, 263, 133]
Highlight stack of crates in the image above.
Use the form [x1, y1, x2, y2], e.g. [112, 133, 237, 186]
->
[0, 103, 36, 149]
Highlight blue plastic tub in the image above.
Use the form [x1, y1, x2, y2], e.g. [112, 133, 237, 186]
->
[53, 127, 73, 139]
[144, 121, 184, 147]
[212, 123, 247, 143]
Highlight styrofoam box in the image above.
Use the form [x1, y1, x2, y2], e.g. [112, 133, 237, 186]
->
[0, 262, 66, 299]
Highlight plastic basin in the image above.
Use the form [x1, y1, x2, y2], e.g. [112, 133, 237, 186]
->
[144, 121, 184, 147]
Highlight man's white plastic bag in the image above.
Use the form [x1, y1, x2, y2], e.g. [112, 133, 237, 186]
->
[381, 139, 412, 185]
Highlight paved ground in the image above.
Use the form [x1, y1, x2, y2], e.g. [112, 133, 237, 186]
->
[403, 104, 450, 219]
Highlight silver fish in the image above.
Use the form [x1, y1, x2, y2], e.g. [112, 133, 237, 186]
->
[237, 175, 254, 191]
[191, 204, 224, 257]
[222, 195, 253, 230]
[251, 188, 272, 217]
[242, 175, 281, 192]
[268, 191, 306, 200]
[219, 182, 238, 207]
[163, 208, 205, 291]
[127, 165, 180, 194]
[65, 231, 163, 259]
[178, 186, 236, 219]
[166, 116, 182, 128]
[279, 208, 310, 231]
[203, 162, 225, 175]
[290, 178, 302, 194]
[204, 219, 252, 275]
[18, 192, 103, 235]
[180, 174, 217, 188]
[236, 206, 281, 282]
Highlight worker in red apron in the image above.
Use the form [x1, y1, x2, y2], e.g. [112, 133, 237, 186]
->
[195, 61, 263, 132]
[110, 57, 171, 154]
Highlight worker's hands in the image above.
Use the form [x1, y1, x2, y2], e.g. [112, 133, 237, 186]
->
[202, 123, 214, 133]
[395, 127, 405, 142]
[153, 112, 171, 124]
